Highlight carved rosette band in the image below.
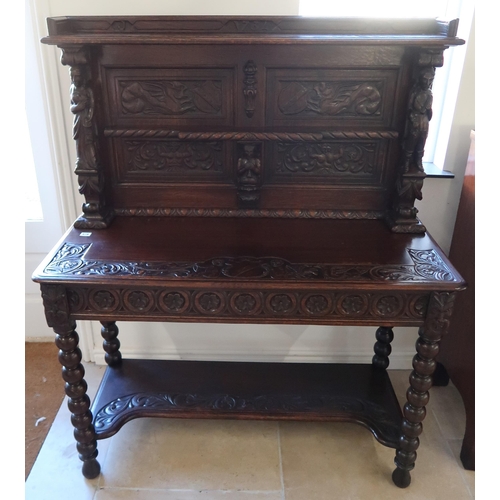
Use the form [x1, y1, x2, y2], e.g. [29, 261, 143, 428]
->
[65, 286, 430, 324]
[387, 48, 445, 234]
[60, 46, 113, 229]
[392, 291, 456, 488]
[40, 284, 101, 479]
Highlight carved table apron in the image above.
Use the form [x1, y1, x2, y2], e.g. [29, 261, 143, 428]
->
[34, 15, 466, 489]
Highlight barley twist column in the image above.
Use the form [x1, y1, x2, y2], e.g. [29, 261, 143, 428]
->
[392, 292, 456, 488]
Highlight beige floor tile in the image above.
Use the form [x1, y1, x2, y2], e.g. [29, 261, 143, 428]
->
[448, 439, 475, 498]
[95, 489, 283, 499]
[99, 418, 282, 492]
[280, 411, 472, 500]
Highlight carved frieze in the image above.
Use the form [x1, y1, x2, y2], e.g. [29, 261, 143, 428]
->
[120, 80, 222, 116]
[43, 244, 456, 283]
[277, 81, 383, 117]
[65, 285, 429, 324]
[124, 140, 223, 172]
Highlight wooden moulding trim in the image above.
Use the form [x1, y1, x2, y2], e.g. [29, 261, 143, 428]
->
[40, 35, 465, 47]
[43, 16, 465, 43]
[103, 130, 400, 140]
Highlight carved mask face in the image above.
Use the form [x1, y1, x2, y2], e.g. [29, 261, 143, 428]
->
[70, 67, 83, 86]
[419, 69, 435, 90]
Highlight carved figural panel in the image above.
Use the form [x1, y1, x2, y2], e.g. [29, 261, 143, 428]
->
[106, 68, 234, 126]
[267, 69, 398, 127]
[119, 139, 224, 180]
[269, 140, 386, 184]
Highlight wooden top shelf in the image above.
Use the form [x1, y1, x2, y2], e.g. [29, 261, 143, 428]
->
[33, 217, 464, 292]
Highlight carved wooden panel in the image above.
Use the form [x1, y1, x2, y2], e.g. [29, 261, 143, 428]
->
[267, 69, 398, 128]
[105, 68, 234, 127]
[112, 138, 228, 183]
[268, 140, 386, 184]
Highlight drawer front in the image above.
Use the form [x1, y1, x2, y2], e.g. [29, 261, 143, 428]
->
[112, 137, 231, 183]
[266, 69, 398, 128]
[267, 139, 388, 185]
[106, 68, 235, 128]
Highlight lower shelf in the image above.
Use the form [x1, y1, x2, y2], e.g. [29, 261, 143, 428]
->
[90, 359, 403, 448]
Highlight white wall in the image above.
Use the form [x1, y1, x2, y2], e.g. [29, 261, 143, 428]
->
[26, 1, 475, 370]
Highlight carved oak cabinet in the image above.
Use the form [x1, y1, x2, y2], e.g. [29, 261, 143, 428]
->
[33, 16, 466, 488]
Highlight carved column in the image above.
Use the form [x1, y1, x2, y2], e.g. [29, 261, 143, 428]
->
[236, 142, 262, 207]
[60, 45, 113, 229]
[372, 326, 394, 369]
[40, 284, 101, 479]
[392, 291, 456, 488]
[100, 321, 122, 366]
[387, 49, 445, 234]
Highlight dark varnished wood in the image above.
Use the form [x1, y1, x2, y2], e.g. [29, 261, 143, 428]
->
[435, 131, 475, 470]
[90, 360, 403, 447]
[35, 16, 465, 486]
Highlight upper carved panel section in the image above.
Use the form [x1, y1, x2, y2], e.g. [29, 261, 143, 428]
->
[120, 80, 223, 116]
[106, 68, 234, 127]
[267, 69, 397, 128]
[277, 81, 382, 117]
[42, 243, 458, 284]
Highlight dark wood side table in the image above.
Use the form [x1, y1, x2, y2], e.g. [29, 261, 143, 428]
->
[33, 16, 466, 488]
[435, 131, 475, 470]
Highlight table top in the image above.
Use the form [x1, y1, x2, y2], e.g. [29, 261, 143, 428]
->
[33, 217, 464, 292]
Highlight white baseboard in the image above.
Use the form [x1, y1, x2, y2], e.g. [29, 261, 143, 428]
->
[93, 347, 415, 370]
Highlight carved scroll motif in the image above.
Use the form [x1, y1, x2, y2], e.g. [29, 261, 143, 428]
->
[243, 60, 257, 118]
[120, 80, 222, 116]
[43, 243, 457, 284]
[236, 143, 262, 207]
[60, 46, 113, 229]
[124, 140, 223, 172]
[387, 48, 445, 234]
[278, 81, 382, 116]
[275, 142, 376, 176]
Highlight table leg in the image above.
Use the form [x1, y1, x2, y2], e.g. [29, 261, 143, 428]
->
[41, 284, 101, 479]
[100, 321, 122, 366]
[372, 326, 394, 369]
[392, 292, 456, 488]
[55, 319, 100, 479]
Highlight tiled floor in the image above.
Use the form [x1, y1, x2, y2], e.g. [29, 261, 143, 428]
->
[25, 363, 474, 499]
